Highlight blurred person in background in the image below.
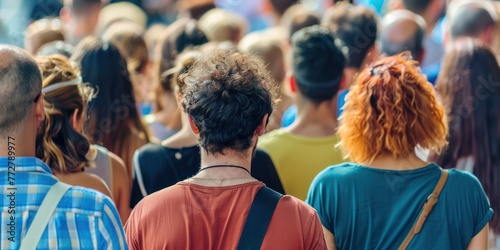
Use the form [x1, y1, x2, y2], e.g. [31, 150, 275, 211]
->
[446, 0, 497, 50]
[258, 26, 346, 200]
[96, 1, 148, 36]
[25, 18, 65, 54]
[238, 32, 292, 132]
[430, 38, 500, 248]
[146, 18, 208, 141]
[36, 55, 131, 223]
[103, 20, 152, 115]
[307, 52, 492, 249]
[131, 50, 284, 207]
[0, 45, 126, 249]
[125, 49, 325, 249]
[281, 4, 320, 43]
[402, 0, 445, 71]
[380, 10, 433, 82]
[71, 37, 150, 184]
[198, 8, 248, 44]
[60, 0, 103, 45]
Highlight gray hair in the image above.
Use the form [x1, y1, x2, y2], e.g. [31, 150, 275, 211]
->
[0, 45, 42, 135]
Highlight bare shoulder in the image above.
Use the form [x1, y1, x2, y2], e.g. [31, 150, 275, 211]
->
[108, 152, 127, 176]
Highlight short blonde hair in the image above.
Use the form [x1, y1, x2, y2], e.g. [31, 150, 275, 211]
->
[198, 9, 248, 43]
[338, 53, 448, 163]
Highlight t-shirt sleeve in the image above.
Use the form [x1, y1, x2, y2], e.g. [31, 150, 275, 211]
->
[124, 207, 140, 250]
[466, 173, 494, 236]
[306, 169, 335, 234]
[251, 149, 285, 194]
[304, 210, 328, 250]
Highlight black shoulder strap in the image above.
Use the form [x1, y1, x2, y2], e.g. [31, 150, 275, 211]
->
[237, 186, 283, 250]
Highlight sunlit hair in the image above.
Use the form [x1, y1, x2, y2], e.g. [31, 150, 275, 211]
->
[36, 55, 94, 173]
[338, 52, 448, 163]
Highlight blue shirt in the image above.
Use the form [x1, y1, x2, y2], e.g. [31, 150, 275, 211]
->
[0, 157, 127, 249]
[306, 163, 493, 250]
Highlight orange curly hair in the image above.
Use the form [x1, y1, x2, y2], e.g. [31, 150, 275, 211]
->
[338, 53, 448, 164]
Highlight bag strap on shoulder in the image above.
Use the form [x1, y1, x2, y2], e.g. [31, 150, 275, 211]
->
[19, 182, 72, 250]
[399, 169, 449, 250]
[237, 186, 283, 250]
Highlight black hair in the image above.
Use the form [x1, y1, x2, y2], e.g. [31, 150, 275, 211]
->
[291, 25, 345, 103]
[180, 49, 278, 155]
[322, 2, 378, 69]
[403, 0, 432, 15]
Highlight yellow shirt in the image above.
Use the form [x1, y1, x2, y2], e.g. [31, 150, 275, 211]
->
[258, 129, 346, 200]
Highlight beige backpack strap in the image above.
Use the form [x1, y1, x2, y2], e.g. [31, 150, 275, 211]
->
[399, 169, 449, 250]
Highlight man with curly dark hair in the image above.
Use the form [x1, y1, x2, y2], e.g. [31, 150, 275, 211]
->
[125, 49, 327, 249]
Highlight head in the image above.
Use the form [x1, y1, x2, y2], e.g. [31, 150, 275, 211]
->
[60, 0, 103, 44]
[198, 8, 248, 44]
[25, 18, 65, 54]
[291, 25, 346, 105]
[281, 4, 320, 41]
[36, 55, 93, 173]
[447, 0, 497, 46]
[338, 53, 448, 164]
[0, 45, 44, 155]
[95, 2, 147, 36]
[70, 37, 150, 152]
[180, 50, 278, 157]
[155, 18, 208, 82]
[381, 10, 426, 62]
[322, 2, 378, 70]
[103, 21, 148, 75]
[269, 0, 299, 17]
[144, 24, 167, 62]
[238, 32, 286, 87]
[402, 0, 445, 25]
[430, 38, 500, 233]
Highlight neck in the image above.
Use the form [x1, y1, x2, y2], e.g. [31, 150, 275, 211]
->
[286, 95, 338, 137]
[200, 149, 252, 173]
[155, 97, 182, 131]
[0, 131, 36, 157]
[422, 13, 437, 35]
[362, 152, 429, 171]
[343, 68, 357, 90]
[161, 112, 198, 148]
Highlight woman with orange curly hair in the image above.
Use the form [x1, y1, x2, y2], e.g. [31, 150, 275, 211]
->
[306, 53, 492, 249]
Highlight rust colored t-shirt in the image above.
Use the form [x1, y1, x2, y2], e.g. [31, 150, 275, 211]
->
[125, 181, 327, 250]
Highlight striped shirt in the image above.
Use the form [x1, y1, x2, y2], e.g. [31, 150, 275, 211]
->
[1, 157, 127, 249]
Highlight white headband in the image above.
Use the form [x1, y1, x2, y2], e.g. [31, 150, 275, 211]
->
[42, 77, 82, 93]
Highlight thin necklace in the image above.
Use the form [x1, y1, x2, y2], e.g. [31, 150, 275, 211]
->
[197, 164, 250, 174]
[191, 164, 254, 186]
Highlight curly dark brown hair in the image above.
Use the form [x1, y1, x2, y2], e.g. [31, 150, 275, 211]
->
[180, 49, 279, 155]
[338, 52, 448, 163]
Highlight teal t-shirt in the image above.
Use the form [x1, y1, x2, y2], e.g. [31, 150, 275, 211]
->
[306, 163, 493, 250]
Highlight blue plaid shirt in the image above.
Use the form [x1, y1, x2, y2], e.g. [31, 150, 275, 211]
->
[0, 157, 128, 249]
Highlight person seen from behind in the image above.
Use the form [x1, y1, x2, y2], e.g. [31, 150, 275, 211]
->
[307, 52, 492, 249]
[125, 49, 326, 249]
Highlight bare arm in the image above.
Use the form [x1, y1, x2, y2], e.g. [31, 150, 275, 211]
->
[109, 152, 131, 224]
[322, 226, 337, 250]
[467, 224, 489, 250]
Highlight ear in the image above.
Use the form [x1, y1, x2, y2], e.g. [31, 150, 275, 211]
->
[60, 7, 71, 23]
[34, 93, 45, 123]
[289, 75, 297, 94]
[483, 26, 495, 46]
[254, 114, 269, 137]
[339, 74, 347, 90]
[188, 115, 200, 135]
[70, 108, 84, 132]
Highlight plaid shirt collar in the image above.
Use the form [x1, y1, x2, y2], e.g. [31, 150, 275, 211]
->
[0, 157, 52, 174]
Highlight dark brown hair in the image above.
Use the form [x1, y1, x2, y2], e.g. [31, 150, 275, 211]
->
[429, 38, 500, 233]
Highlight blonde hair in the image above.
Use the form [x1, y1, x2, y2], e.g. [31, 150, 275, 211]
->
[36, 55, 94, 173]
[198, 9, 248, 43]
[338, 53, 448, 163]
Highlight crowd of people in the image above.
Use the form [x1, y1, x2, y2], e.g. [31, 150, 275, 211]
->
[0, 0, 499, 249]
